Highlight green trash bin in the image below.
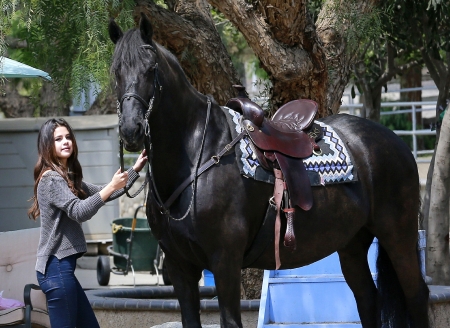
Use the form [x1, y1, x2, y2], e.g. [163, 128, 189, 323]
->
[111, 217, 158, 272]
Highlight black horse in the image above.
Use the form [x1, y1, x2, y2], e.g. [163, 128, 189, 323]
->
[109, 14, 429, 328]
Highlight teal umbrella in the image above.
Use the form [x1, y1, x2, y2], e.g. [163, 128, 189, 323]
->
[0, 56, 51, 81]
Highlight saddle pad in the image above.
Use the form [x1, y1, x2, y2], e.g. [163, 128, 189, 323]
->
[222, 107, 358, 186]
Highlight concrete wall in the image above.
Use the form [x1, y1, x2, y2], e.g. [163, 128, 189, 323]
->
[0, 115, 121, 240]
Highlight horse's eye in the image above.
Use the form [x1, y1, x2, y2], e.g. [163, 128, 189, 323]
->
[145, 64, 157, 75]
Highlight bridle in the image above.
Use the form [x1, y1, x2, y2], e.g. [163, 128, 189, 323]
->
[116, 44, 162, 198]
[116, 43, 245, 219]
[116, 44, 162, 137]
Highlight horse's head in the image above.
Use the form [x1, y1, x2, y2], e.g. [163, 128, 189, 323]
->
[109, 13, 160, 152]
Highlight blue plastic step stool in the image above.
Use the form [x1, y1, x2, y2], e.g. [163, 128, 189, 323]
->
[257, 231, 426, 328]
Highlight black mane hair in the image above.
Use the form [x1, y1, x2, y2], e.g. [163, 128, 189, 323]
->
[110, 28, 156, 73]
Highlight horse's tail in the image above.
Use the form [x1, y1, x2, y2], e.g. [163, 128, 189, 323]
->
[376, 243, 416, 327]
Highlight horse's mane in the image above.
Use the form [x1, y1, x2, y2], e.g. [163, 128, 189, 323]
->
[111, 27, 196, 92]
[110, 28, 155, 73]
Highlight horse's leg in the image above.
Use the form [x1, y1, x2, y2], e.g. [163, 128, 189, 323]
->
[379, 238, 429, 328]
[210, 253, 244, 328]
[164, 254, 203, 328]
[337, 229, 378, 328]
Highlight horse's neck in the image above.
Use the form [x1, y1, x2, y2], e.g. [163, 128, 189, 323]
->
[149, 95, 225, 204]
[150, 92, 222, 181]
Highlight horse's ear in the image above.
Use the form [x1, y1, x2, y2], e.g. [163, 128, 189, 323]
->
[139, 12, 153, 44]
[109, 18, 123, 44]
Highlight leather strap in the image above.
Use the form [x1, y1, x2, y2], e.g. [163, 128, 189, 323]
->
[273, 168, 284, 270]
[283, 208, 296, 250]
[163, 130, 246, 209]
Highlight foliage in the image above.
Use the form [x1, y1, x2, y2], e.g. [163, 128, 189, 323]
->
[326, 0, 383, 55]
[347, 0, 450, 122]
[1, 0, 135, 106]
[385, 0, 449, 52]
[0, 0, 19, 59]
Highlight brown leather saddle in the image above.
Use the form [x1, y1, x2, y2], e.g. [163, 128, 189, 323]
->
[226, 86, 322, 265]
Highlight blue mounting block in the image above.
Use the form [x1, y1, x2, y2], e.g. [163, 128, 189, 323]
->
[204, 269, 215, 286]
[257, 231, 425, 328]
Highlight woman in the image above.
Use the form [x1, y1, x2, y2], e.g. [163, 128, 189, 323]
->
[28, 118, 147, 328]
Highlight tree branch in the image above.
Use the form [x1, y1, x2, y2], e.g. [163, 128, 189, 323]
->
[387, 42, 395, 73]
[422, 49, 442, 89]
[135, 0, 240, 104]
[374, 59, 423, 90]
[208, 0, 315, 82]
[260, 0, 307, 46]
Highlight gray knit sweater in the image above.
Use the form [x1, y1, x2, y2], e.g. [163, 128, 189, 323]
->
[35, 169, 139, 274]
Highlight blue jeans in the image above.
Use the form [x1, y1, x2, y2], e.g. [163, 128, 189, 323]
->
[36, 254, 99, 328]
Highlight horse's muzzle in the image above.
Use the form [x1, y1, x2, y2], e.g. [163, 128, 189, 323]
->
[119, 121, 145, 152]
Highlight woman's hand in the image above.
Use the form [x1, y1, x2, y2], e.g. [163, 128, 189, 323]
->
[110, 168, 129, 189]
[99, 169, 128, 201]
[132, 149, 148, 172]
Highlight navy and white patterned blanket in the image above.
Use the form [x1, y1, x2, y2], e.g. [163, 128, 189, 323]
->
[223, 107, 358, 186]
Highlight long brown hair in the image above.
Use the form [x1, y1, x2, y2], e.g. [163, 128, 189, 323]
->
[28, 118, 87, 220]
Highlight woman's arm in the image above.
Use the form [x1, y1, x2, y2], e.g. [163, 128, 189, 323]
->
[39, 172, 105, 223]
[82, 149, 148, 200]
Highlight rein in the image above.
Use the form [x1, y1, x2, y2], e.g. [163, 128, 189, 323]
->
[162, 130, 246, 210]
[150, 98, 212, 220]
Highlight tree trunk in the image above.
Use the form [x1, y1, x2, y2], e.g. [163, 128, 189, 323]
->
[367, 87, 381, 122]
[0, 81, 35, 117]
[422, 46, 450, 281]
[240, 268, 263, 300]
[85, 84, 117, 115]
[400, 65, 424, 149]
[421, 150, 435, 232]
[353, 60, 382, 122]
[209, 0, 327, 114]
[426, 109, 450, 285]
[400, 65, 422, 123]
[135, 0, 240, 105]
[39, 82, 70, 117]
[0, 80, 68, 117]
[132, 0, 380, 296]
[316, 0, 379, 116]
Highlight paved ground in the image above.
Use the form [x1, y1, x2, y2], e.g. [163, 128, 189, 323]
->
[152, 324, 219, 328]
[417, 161, 431, 183]
[76, 255, 206, 289]
[75, 255, 163, 289]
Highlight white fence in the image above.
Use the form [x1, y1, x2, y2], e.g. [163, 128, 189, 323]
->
[340, 101, 437, 163]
